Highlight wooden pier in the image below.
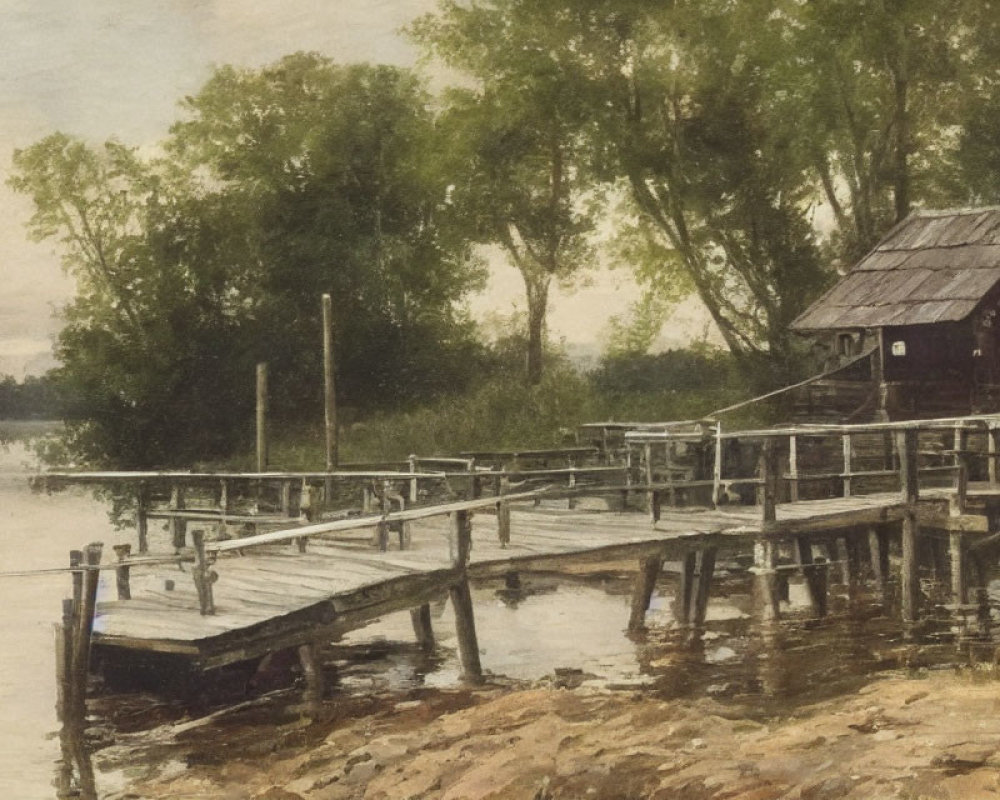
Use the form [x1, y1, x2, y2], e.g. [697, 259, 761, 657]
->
[42, 413, 1000, 712]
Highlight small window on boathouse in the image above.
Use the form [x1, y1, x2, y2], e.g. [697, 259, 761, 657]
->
[891, 340, 906, 357]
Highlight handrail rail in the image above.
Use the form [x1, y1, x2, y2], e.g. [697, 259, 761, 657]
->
[624, 413, 1000, 443]
[208, 487, 551, 554]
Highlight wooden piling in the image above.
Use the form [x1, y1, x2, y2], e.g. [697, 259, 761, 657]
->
[951, 423, 969, 516]
[649, 489, 661, 524]
[449, 510, 473, 566]
[753, 540, 780, 622]
[69, 543, 102, 716]
[191, 529, 217, 615]
[676, 551, 697, 625]
[628, 555, 664, 632]
[54, 598, 73, 723]
[712, 422, 723, 507]
[757, 438, 779, 525]
[788, 434, 799, 503]
[691, 547, 717, 627]
[410, 604, 435, 650]
[496, 476, 511, 548]
[896, 428, 920, 623]
[169, 484, 187, 550]
[989, 423, 1000, 487]
[950, 532, 967, 606]
[113, 543, 131, 600]
[843, 533, 863, 605]
[298, 642, 325, 710]
[868, 525, 890, 600]
[449, 579, 482, 681]
[841, 433, 853, 497]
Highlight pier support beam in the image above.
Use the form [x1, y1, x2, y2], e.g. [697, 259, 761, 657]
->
[753, 540, 781, 622]
[690, 547, 717, 627]
[950, 532, 967, 607]
[449, 580, 482, 682]
[298, 642, 325, 711]
[628, 555, 664, 632]
[868, 525, 890, 601]
[675, 551, 697, 625]
[796, 537, 828, 617]
[410, 604, 435, 651]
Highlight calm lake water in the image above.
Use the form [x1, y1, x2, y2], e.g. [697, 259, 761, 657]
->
[0, 422, 991, 798]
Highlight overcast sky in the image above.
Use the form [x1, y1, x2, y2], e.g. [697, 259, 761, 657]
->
[0, 1, 708, 377]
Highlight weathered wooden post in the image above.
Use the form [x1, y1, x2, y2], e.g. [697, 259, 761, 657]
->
[256, 362, 269, 473]
[691, 547, 717, 628]
[675, 551, 697, 625]
[951, 423, 969, 517]
[408, 454, 419, 504]
[448, 510, 482, 681]
[712, 422, 723, 507]
[896, 427, 920, 623]
[112, 543, 131, 600]
[191, 529, 217, 616]
[410, 604, 435, 651]
[496, 475, 511, 547]
[841, 433, 853, 497]
[70, 543, 103, 717]
[868, 524, 890, 602]
[298, 642, 325, 712]
[643, 443, 654, 513]
[796, 537, 828, 617]
[136, 481, 149, 554]
[788, 434, 800, 503]
[649, 488, 661, 525]
[169, 484, 187, 551]
[627, 554, 664, 632]
[323, 293, 338, 500]
[754, 438, 781, 621]
[989, 422, 1000, 487]
[567, 465, 577, 510]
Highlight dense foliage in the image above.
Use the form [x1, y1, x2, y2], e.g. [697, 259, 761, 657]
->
[16, 2, 1000, 467]
[0, 374, 62, 419]
[10, 57, 487, 467]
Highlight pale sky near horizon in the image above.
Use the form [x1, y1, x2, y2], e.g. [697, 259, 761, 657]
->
[0, 1, 711, 378]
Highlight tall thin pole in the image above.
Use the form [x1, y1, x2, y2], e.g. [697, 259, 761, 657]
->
[256, 362, 268, 473]
[323, 293, 338, 473]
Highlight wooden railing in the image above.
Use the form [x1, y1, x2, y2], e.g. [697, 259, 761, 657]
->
[624, 413, 1000, 524]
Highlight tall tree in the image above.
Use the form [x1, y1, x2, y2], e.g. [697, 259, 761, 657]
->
[413, 9, 598, 384]
[10, 56, 486, 467]
[417, 0, 827, 383]
[795, 0, 972, 260]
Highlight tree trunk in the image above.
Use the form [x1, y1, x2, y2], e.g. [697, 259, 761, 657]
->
[526, 281, 548, 385]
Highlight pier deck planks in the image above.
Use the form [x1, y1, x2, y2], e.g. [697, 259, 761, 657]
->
[91, 486, 999, 667]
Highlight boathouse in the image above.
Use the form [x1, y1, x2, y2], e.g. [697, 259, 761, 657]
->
[791, 208, 1000, 420]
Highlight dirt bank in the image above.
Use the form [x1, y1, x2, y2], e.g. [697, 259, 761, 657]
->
[101, 667, 1000, 800]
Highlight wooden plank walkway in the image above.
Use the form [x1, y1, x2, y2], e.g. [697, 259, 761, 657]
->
[91, 486, 997, 670]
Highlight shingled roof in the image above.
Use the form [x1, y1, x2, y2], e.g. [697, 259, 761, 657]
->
[791, 208, 1000, 331]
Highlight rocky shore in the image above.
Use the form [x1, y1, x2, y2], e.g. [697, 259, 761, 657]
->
[101, 668, 1000, 800]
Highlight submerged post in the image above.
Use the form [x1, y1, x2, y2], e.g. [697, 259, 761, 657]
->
[896, 427, 920, 623]
[323, 293, 338, 497]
